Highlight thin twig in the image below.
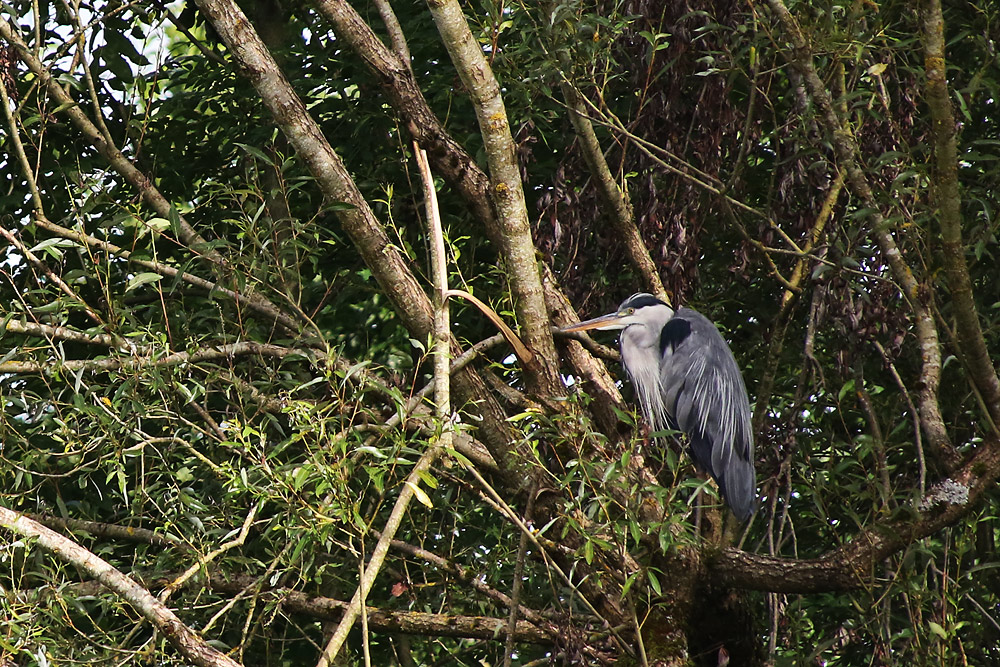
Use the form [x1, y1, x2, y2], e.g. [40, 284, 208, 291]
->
[0, 508, 241, 667]
[159, 502, 261, 604]
[314, 143, 451, 667]
[503, 479, 536, 667]
[0, 341, 311, 375]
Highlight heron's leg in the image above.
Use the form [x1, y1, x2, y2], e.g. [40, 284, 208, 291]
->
[692, 473, 723, 544]
[692, 491, 703, 538]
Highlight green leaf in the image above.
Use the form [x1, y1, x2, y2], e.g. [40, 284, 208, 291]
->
[621, 571, 640, 600]
[647, 569, 662, 596]
[234, 142, 275, 165]
[406, 480, 433, 508]
[126, 272, 163, 292]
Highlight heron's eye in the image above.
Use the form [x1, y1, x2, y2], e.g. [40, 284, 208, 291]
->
[625, 308, 635, 315]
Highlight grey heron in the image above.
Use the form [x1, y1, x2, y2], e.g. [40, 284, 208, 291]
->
[562, 293, 756, 520]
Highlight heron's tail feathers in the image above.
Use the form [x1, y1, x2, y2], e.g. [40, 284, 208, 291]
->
[716, 457, 756, 522]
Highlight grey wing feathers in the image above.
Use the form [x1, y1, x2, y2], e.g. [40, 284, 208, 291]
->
[660, 309, 756, 520]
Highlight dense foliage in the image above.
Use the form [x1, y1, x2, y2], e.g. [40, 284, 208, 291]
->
[1, 0, 998, 665]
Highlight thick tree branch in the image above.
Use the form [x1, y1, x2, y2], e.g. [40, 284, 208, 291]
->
[424, 0, 563, 396]
[192, 0, 519, 480]
[372, 0, 411, 66]
[205, 576, 555, 644]
[313, 0, 614, 418]
[0, 507, 240, 667]
[919, 0, 1000, 430]
[27, 574, 560, 646]
[192, 0, 432, 337]
[712, 437, 1000, 592]
[32, 514, 187, 550]
[765, 0, 958, 468]
[3, 318, 117, 348]
[560, 81, 665, 298]
[313, 0, 495, 238]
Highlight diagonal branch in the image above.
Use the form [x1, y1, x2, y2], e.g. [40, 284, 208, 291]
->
[32, 215, 304, 333]
[191, 0, 521, 481]
[0, 225, 104, 325]
[711, 436, 1000, 592]
[919, 0, 1000, 430]
[192, 0, 434, 338]
[423, 0, 563, 396]
[0, 507, 241, 667]
[313, 0, 496, 236]
[203, 576, 557, 644]
[560, 81, 665, 299]
[312, 0, 616, 421]
[3, 318, 118, 348]
[314, 140, 452, 667]
[0, 17, 215, 256]
[764, 0, 958, 468]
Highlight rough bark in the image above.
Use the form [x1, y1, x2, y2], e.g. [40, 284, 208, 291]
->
[711, 436, 1000, 591]
[191, 0, 519, 478]
[205, 576, 555, 643]
[765, 0, 959, 468]
[313, 0, 615, 416]
[314, 0, 496, 238]
[919, 0, 1000, 429]
[425, 0, 564, 396]
[0, 508, 241, 667]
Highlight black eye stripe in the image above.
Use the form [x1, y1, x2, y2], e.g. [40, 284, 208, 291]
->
[618, 293, 667, 310]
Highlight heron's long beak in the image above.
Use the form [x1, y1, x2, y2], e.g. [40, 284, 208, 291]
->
[559, 312, 623, 333]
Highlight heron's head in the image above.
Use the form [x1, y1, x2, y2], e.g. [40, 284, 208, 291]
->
[560, 293, 673, 333]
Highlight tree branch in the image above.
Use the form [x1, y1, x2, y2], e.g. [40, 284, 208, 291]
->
[192, 0, 433, 337]
[0, 341, 311, 375]
[712, 437, 1000, 592]
[312, 0, 614, 419]
[204, 576, 555, 644]
[424, 0, 563, 395]
[192, 0, 521, 479]
[764, 0, 958, 467]
[314, 141, 452, 667]
[919, 0, 1000, 430]
[31, 215, 304, 333]
[0, 507, 241, 667]
[31, 514, 187, 550]
[3, 317, 118, 348]
[560, 81, 665, 299]
[0, 17, 217, 257]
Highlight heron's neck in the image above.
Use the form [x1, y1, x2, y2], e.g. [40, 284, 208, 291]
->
[619, 308, 674, 430]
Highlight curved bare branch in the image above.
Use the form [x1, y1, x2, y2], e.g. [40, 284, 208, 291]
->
[0, 508, 241, 667]
[712, 437, 1000, 592]
[919, 0, 1000, 430]
[424, 0, 563, 395]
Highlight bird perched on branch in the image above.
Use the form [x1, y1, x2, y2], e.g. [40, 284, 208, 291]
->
[562, 293, 756, 521]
